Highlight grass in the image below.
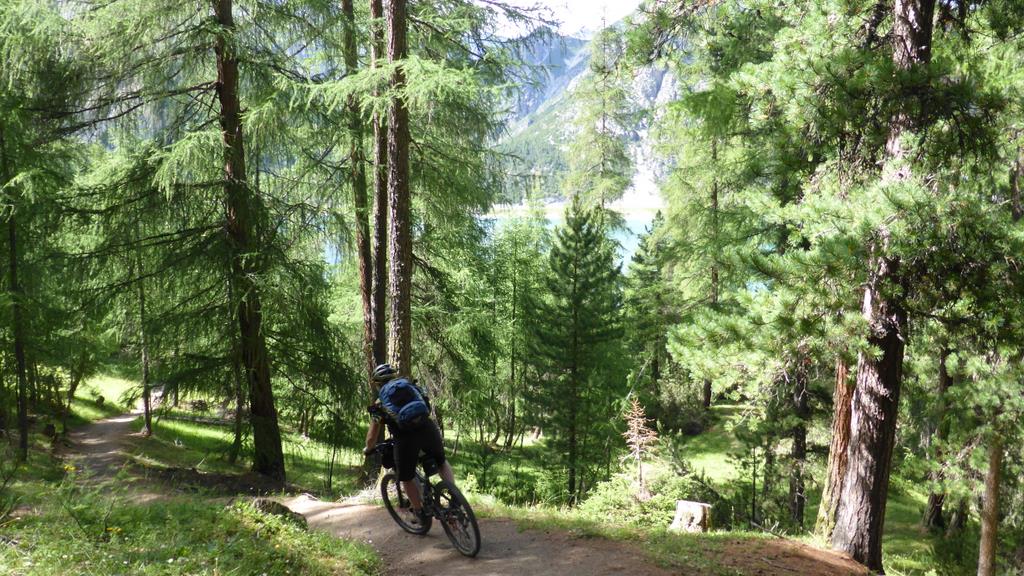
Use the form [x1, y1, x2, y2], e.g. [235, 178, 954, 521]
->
[672, 404, 747, 484]
[0, 374, 381, 576]
[67, 374, 138, 426]
[123, 407, 365, 496]
[1, 466, 379, 576]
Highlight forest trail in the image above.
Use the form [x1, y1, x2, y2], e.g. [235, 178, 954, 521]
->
[281, 494, 868, 576]
[62, 413, 866, 576]
[282, 494, 675, 576]
[64, 409, 143, 480]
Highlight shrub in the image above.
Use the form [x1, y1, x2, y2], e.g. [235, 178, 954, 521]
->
[579, 463, 722, 530]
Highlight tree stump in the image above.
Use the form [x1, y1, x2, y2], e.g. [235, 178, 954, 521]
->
[669, 500, 711, 533]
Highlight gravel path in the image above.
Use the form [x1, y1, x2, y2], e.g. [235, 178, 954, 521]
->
[282, 494, 676, 576]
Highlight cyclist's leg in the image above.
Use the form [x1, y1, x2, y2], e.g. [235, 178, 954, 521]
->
[423, 421, 456, 485]
[439, 461, 456, 485]
[393, 435, 424, 512]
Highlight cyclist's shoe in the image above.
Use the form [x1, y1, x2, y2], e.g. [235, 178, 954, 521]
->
[402, 507, 424, 527]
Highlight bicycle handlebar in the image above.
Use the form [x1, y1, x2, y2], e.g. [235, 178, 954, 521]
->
[365, 440, 394, 456]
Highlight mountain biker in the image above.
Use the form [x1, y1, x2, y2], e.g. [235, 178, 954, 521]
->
[364, 363, 456, 526]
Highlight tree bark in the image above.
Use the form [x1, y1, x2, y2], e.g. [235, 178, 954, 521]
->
[831, 257, 907, 571]
[923, 347, 951, 530]
[369, 0, 389, 370]
[386, 0, 413, 374]
[831, 1, 934, 571]
[977, 433, 1002, 576]
[342, 0, 374, 378]
[816, 357, 851, 538]
[214, 0, 285, 482]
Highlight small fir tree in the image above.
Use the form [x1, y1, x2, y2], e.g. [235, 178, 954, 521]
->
[621, 397, 657, 501]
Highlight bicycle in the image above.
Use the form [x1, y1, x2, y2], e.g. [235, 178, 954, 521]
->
[364, 439, 481, 557]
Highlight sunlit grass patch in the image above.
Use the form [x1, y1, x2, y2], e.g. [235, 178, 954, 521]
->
[68, 374, 138, 425]
[1, 484, 379, 576]
[670, 403, 747, 484]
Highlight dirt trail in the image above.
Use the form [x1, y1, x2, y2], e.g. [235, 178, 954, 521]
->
[283, 494, 675, 576]
[64, 410, 143, 479]
[64, 413, 867, 576]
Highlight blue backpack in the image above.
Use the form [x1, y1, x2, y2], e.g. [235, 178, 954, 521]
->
[378, 378, 430, 430]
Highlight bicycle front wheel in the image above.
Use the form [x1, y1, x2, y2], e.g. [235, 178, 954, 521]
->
[381, 472, 431, 535]
[434, 480, 481, 557]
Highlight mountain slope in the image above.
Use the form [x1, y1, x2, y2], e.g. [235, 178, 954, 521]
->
[499, 27, 678, 209]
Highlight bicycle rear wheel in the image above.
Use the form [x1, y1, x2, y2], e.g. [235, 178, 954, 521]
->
[381, 472, 431, 535]
[434, 480, 481, 557]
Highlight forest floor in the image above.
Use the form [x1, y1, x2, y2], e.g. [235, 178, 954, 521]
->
[58, 406, 867, 575]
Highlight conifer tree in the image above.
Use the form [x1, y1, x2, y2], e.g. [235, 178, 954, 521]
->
[0, 0, 90, 460]
[527, 198, 625, 504]
[624, 212, 670, 395]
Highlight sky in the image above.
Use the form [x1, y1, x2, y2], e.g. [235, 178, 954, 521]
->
[503, 0, 644, 37]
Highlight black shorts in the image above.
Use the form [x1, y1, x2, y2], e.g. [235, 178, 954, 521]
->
[392, 420, 445, 482]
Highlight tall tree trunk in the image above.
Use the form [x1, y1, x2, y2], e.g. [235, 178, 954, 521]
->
[62, 351, 88, 436]
[831, 1, 934, 571]
[229, 348, 245, 464]
[342, 0, 374, 378]
[9, 211, 28, 463]
[28, 360, 38, 409]
[1009, 144, 1022, 222]
[386, 0, 413, 374]
[816, 357, 851, 538]
[945, 498, 968, 539]
[704, 140, 719, 411]
[137, 249, 152, 437]
[227, 277, 245, 464]
[369, 0, 388, 369]
[831, 264, 907, 570]
[136, 224, 153, 434]
[214, 0, 285, 482]
[923, 347, 952, 530]
[360, 0, 389, 483]
[977, 432, 1002, 576]
[789, 361, 809, 529]
[0, 128, 27, 462]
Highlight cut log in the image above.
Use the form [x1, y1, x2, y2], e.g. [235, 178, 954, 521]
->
[669, 500, 712, 533]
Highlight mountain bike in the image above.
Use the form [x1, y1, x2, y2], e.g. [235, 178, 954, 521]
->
[365, 439, 481, 557]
